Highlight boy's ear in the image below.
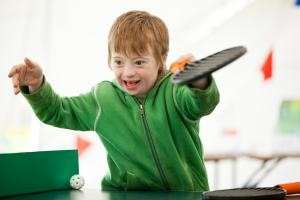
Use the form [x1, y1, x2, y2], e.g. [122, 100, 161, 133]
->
[162, 57, 167, 69]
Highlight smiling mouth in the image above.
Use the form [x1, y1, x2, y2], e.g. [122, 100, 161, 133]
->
[123, 80, 141, 90]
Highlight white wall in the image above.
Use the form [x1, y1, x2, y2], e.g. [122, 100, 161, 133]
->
[1, 0, 299, 190]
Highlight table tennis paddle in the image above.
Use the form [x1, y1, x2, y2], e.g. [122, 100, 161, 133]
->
[171, 46, 247, 84]
[202, 182, 300, 200]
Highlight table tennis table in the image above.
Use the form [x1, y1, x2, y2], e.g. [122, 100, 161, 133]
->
[1, 189, 300, 200]
[205, 152, 300, 189]
[1, 151, 299, 200]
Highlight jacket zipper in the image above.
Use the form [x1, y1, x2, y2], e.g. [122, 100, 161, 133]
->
[138, 101, 170, 189]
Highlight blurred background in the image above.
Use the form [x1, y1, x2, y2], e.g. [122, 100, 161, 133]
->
[1, 0, 300, 190]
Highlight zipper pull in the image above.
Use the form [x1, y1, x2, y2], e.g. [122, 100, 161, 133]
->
[140, 104, 145, 117]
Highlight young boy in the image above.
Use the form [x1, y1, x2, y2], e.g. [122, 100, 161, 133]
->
[8, 10, 219, 192]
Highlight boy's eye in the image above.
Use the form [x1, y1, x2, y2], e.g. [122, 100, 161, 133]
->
[114, 60, 122, 65]
[135, 60, 145, 65]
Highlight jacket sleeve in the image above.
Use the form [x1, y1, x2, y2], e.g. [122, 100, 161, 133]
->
[22, 80, 99, 131]
[173, 76, 220, 121]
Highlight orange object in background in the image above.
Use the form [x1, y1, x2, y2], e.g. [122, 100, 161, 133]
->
[76, 136, 91, 155]
[261, 49, 273, 81]
[278, 182, 300, 194]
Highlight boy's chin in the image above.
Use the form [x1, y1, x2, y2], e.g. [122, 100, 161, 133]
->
[125, 89, 145, 98]
[127, 90, 140, 96]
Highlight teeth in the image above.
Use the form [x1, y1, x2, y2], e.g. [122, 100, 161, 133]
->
[125, 80, 139, 84]
[124, 80, 140, 88]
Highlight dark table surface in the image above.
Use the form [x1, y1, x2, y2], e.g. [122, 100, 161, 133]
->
[1, 190, 202, 200]
[1, 189, 300, 200]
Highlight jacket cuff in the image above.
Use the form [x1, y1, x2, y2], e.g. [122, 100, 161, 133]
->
[21, 77, 52, 104]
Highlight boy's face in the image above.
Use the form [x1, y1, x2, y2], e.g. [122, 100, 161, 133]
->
[110, 50, 159, 97]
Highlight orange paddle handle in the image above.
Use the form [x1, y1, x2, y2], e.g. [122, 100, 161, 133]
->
[170, 58, 190, 74]
[278, 182, 300, 194]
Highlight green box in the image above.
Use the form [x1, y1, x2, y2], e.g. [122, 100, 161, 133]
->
[0, 150, 79, 198]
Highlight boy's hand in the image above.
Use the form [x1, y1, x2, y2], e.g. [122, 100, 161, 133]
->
[171, 54, 209, 89]
[170, 53, 195, 74]
[8, 57, 44, 95]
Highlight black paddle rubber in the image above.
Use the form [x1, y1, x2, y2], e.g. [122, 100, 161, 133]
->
[202, 187, 286, 200]
[172, 46, 247, 84]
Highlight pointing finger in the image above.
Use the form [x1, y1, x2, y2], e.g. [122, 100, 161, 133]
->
[24, 57, 37, 69]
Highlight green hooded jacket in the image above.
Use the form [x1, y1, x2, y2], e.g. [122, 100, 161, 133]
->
[22, 72, 219, 192]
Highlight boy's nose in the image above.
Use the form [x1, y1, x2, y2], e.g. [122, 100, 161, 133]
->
[123, 65, 136, 77]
